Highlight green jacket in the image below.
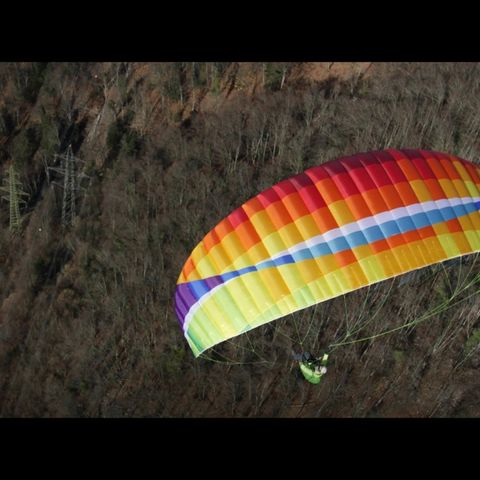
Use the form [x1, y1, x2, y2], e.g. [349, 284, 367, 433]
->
[299, 362, 323, 384]
[299, 354, 329, 385]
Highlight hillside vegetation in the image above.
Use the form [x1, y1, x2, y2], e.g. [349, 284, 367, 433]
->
[1, 62, 480, 417]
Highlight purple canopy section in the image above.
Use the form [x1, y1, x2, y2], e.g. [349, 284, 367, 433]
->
[174, 275, 224, 329]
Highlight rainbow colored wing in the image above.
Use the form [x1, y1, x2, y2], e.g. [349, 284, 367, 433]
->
[174, 149, 480, 357]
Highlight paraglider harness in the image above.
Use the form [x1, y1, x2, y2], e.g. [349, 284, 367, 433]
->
[294, 352, 329, 384]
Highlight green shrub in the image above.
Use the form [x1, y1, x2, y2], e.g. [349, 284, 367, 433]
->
[121, 128, 142, 157]
[210, 62, 230, 95]
[15, 62, 48, 104]
[107, 110, 142, 158]
[11, 125, 41, 167]
[464, 329, 480, 355]
[192, 62, 207, 88]
[264, 63, 286, 91]
[106, 119, 126, 152]
[0, 107, 14, 137]
[39, 109, 60, 158]
[163, 76, 183, 101]
[157, 62, 184, 102]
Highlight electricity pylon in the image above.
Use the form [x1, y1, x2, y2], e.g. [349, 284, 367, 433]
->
[0, 164, 29, 231]
[48, 144, 88, 228]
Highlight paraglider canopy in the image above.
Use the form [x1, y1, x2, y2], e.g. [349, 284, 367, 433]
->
[175, 149, 480, 357]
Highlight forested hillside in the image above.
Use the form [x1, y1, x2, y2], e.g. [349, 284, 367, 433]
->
[1, 62, 480, 417]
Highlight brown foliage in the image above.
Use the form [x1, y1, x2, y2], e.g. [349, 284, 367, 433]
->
[1, 62, 480, 417]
